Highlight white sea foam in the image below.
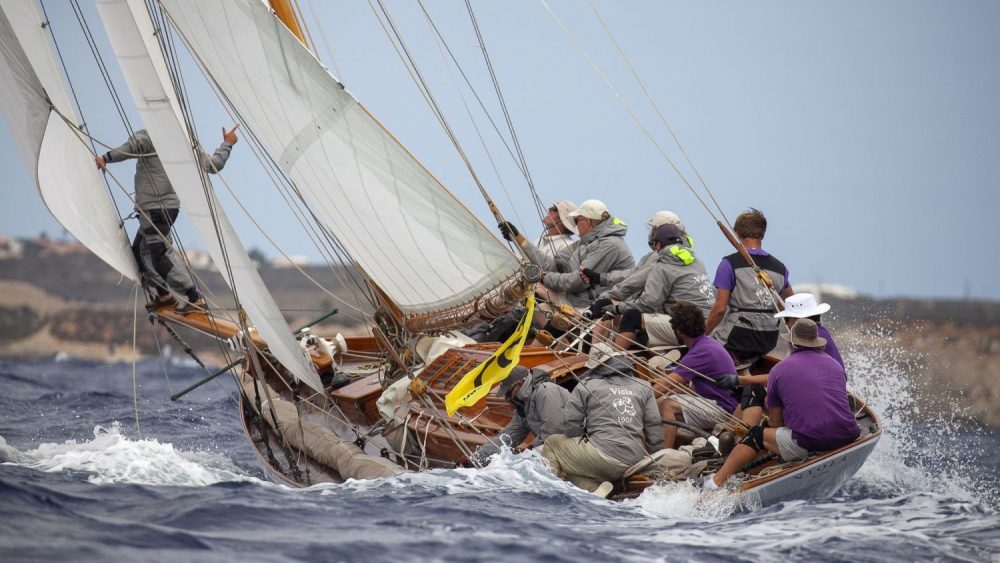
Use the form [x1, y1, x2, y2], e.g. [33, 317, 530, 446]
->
[844, 321, 995, 506]
[2, 422, 254, 487]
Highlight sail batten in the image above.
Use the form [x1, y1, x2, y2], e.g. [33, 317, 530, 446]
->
[158, 0, 521, 318]
[0, 0, 138, 281]
[96, 0, 323, 393]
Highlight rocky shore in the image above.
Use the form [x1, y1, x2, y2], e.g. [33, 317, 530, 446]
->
[1, 247, 997, 429]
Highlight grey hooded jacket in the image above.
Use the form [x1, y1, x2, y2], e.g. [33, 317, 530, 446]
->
[470, 370, 571, 464]
[104, 129, 234, 211]
[619, 245, 715, 315]
[563, 357, 663, 467]
[601, 234, 696, 302]
[523, 218, 635, 308]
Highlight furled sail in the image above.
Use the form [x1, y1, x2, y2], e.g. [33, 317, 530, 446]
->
[158, 0, 522, 318]
[96, 0, 323, 393]
[0, 0, 138, 281]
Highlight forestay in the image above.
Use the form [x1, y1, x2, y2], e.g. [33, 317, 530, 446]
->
[96, 0, 323, 393]
[159, 0, 521, 318]
[0, 1, 138, 281]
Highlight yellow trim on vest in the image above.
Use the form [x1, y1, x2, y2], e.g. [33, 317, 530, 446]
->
[612, 216, 627, 226]
[669, 244, 695, 265]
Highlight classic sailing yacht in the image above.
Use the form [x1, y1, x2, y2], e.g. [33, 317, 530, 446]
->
[0, 0, 880, 505]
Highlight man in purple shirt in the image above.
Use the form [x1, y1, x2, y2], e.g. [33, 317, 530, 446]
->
[655, 301, 740, 448]
[704, 319, 860, 489]
[774, 292, 845, 371]
[705, 209, 794, 363]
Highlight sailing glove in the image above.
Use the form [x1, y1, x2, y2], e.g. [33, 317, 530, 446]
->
[587, 298, 613, 319]
[713, 373, 739, 390]
[498, 221, 519, 241]
[581, 267, 602, 288]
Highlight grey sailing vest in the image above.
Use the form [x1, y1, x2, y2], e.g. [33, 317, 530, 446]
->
[721, 251, 787, 332]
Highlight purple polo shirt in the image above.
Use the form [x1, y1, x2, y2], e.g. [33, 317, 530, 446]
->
[713, 248, 791, 292]
[817, 323, 845, 372]
[766, 347, 860, 451]
[674, 335, 739, 413]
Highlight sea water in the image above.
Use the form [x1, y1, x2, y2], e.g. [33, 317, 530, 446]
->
[1, 337, 997, 562]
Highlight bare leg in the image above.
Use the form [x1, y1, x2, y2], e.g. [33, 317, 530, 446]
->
[613, 329, 634, 349]
[739, 405, 764, 427]
[712, 427, 779, 486]
[592, 318, 613, 345]
[658, 397, 680, 449]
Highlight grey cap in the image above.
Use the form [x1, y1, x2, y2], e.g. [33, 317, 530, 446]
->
[782, 318, 827, 349]
[497, 366, 530, 397]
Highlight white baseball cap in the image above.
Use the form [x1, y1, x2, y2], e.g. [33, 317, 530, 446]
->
[647, 210, 682, 229]
[568, 199, 609, 221]
[550, 200, 578, 234]
[774, 293, 831, 319]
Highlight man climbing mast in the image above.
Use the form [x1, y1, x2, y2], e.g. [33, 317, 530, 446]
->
[96, 125, 239, 314]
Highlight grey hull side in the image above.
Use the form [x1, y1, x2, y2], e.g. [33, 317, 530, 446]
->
[739, 435, 880, 509]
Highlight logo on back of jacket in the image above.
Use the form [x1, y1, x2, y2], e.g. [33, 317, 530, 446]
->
[610, 387, 638, 423]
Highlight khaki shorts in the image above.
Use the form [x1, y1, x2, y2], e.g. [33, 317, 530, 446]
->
[643, 313, 680, 347]
[671, 393, 731, 431]
[775, 426, 809, 461]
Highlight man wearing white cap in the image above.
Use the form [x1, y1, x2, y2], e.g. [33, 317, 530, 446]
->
[774, 293, 844, 370]
[500, 199, 634, 314]
[537, 201, 578, 258]
[585, 210, 691, 344]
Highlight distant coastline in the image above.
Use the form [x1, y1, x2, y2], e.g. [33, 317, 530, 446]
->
[1, 234, 997, 428]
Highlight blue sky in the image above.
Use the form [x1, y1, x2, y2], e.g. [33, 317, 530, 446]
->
[2, 1, 998, 300]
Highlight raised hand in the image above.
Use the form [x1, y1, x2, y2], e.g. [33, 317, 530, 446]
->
[223, 124, 240, 144]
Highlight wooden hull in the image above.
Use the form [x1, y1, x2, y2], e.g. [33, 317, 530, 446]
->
[157, 306, 881, 506]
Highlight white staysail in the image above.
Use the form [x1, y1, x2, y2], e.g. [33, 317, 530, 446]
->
[0, 0, 138, 281]
[96, 0, 323, 394]
[159, 0, 521, 318]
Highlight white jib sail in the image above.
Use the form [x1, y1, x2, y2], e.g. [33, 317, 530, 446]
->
[96, 0, 323, 393]
[159, 0, 521, 317]
[0, 0, 138, 281]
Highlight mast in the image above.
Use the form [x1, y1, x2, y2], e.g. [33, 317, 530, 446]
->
[267, 0, 306, 46]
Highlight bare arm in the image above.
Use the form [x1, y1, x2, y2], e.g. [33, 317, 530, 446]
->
[767, 407, 784, 428]
[705, 288, 730, 334]
[739, 373, 769, 386]
[779, 285, 794, 300]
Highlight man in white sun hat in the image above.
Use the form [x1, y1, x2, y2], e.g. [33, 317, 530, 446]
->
[702, 318, 859, 490]
[774, 292, 844, 370]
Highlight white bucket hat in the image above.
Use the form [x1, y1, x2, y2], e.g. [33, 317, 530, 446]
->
[551, 200, 578, 235]
[568, 199, 609, 221]
[774, 292, 831, 319]
[647, 210, 683, 230]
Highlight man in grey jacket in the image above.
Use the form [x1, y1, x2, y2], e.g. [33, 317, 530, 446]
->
[542, 355, 663, 497]
[468, 367, 570, 465]
[587, 210, 689, 344]
[500, 199, 634, 312]
[590, 224, 715, 349]
[96, 126, 238, 313]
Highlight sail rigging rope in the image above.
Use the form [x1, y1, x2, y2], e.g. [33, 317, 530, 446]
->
[541, 1, 786, 315]
[462, 0, 549, 227]
[157, 5, 380, 325]
[416, 0, 526, 234]
[368, 0, 531, 263]
[129, 286, 144, 439]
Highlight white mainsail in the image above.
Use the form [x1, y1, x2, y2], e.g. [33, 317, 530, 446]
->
[158, 0, 522, 318]
[96, 0, 323, 393]
[0, 0, 138, 281]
